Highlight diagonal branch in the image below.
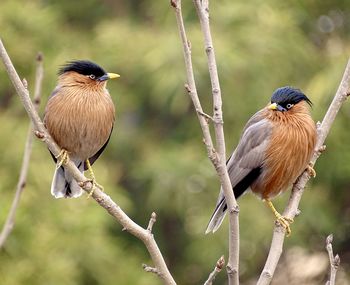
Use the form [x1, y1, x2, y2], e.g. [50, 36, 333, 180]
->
[0, 53, 44, 249]
[204, 255, 225, 285]
[0, 39, 176, 285]
[257, 59, 350, 285]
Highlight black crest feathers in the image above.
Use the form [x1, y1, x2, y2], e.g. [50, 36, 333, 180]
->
[271, 86, 312, 106]
[59, 60, 106, 78]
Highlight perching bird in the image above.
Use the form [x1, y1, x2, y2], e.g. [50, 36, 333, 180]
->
[206, 87, 317, 235]
[44, 60, 119, 198]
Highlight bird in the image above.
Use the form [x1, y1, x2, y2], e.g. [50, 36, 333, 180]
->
[205, 86, 317, 235]
[43, 60, 119, 198]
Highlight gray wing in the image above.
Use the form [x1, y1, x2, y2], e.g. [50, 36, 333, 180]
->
[217, 110, 273, 203]
[206, 110, 273, 233]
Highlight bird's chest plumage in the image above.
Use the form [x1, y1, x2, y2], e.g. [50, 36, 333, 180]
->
[44, 86, 115, 160]
[251, 111, 316, 199]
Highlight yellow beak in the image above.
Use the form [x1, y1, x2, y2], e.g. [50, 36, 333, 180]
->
[268, 102, 278, 110]
[107, 73, 120, 79]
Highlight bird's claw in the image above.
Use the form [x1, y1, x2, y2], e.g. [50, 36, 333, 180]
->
[55, 149, 70, 169]
[275, 213, 294, 236]
[86, 179, 104, 199]
[306, 164, 316, 178]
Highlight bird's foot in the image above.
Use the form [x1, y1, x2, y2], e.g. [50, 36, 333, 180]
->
[265, 199, 294, 236]
[55, 149, 70, 169]
[274, 212, 294, 237]
[85, 159, 104, 199]
[86, 179, 104, 198]
[306, 163, 316, 178]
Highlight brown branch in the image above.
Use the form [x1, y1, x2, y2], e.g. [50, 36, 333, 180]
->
[325, 234, 340, 285]
[257, 59, 350, 285]
[0, 53, 44, 249]
[204, 255, 225, 285]
[0, 39, 176, 285]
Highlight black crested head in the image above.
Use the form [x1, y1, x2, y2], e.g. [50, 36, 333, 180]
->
[58, 60, 106, 78]
[271, 86, 312, 108]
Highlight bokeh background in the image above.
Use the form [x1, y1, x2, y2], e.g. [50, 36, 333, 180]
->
[0, 0, 350, 284]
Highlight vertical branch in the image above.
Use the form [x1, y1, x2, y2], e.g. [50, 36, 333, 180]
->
[171, 1, 239, 283]
[325, 234, 340, 285]
[257, 59, 350, 285]
[193, 1, 239, 284]
[170, 0, 215, 159]
[0, 53, 44, 249]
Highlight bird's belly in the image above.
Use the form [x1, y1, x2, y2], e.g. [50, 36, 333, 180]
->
[251, 124, 315, 199]
[44, 93, 115, 160]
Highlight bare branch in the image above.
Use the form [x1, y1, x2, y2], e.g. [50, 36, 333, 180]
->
[0, 39, 176, 285]
[326, 234, 340, 285]
[0, 53, 44, 249]
[257, 59, 350, 285]
[204, 255, 225, 285]
[193, 1, 240, 283]
[147, 212, 157, 232]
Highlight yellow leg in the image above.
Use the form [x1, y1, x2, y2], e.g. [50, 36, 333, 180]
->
[265, 199, 293, 236]
[55, 149, 70, 169]
[306, 163, 316, 178]
[85, 159, 104, 198]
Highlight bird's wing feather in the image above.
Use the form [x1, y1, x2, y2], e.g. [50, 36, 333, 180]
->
[85, 126, 113, 170]
[207, 110, 273, 233]
[215, 110, 272, 204]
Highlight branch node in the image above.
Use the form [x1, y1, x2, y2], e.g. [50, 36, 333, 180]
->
[142, 264, 160, 275]
[197, 109, 214, 122]
[184, 83, 191, 93]
[147, 212, 157, 232]
[78, 180, 93, 191]
[36, 52, 43, 62]
[170, 0, 178, 9]
[229, 205, 239, 214]
[326, 234, 333, 245]
[34, 130, 45, 140]
[216, 255, 225, 270]
[22, 78, 28, 89]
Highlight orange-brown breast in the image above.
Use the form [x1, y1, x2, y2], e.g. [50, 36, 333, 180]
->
[44, 83, 115, 160]
[251, 101, 316, 199]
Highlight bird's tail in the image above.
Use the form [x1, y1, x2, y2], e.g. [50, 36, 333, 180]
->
[205, 197, 227, 234]
[51, 160, 84, 198]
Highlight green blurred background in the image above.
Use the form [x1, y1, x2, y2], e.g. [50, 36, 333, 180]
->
[0, 0, 350, 284]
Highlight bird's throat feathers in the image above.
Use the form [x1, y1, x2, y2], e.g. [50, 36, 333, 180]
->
[264, 101, 312, 125]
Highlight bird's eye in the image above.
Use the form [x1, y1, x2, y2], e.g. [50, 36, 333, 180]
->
[286, 103, 294, 109]
[89, 74, 96, 80]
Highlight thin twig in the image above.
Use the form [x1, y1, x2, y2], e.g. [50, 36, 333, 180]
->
[147, 212, 157, 232]
[325, 234, 340, 285]
[192, 1, 239, 283]
[0, 39, 176, 285]
[204, 255, 225, 285]
[257, 59, 350, 285]
[0, 53, 44, 249]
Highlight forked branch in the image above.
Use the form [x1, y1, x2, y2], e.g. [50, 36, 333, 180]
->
[325, 234, 340, 285]
[171, 1, 239, 284]
[0, 39, 176, 285]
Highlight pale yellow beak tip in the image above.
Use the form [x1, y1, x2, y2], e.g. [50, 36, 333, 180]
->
[107, 73, 120, 79]
[268, 102, 277, 110]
